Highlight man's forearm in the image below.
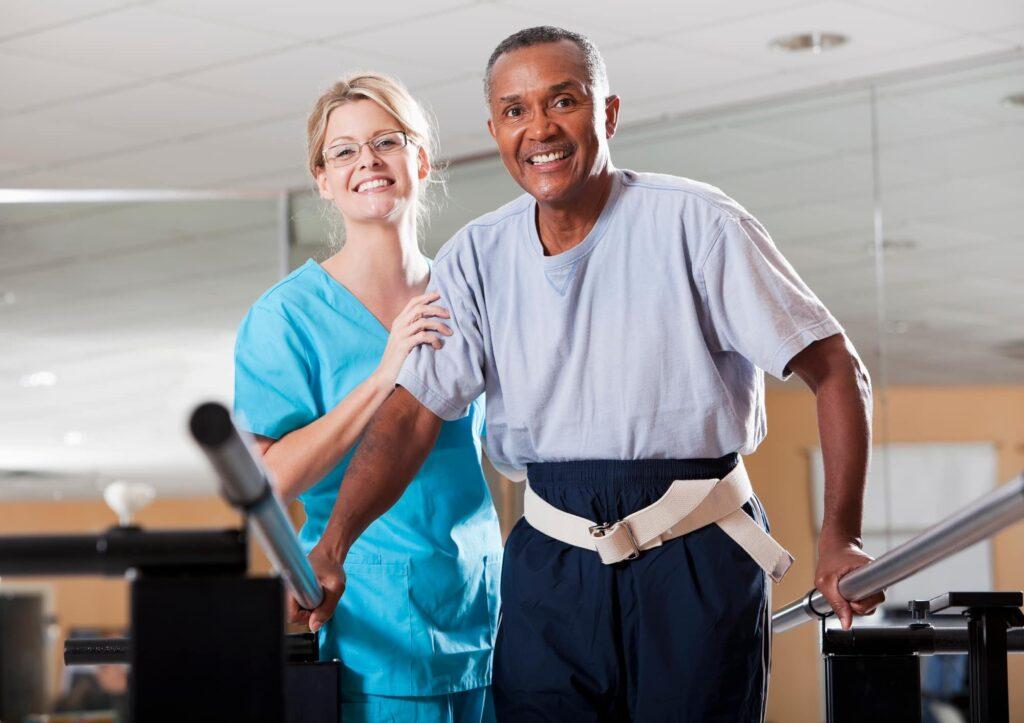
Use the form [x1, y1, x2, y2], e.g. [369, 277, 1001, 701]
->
[320, 386, 443, 560]
[816, 347, 872, 544]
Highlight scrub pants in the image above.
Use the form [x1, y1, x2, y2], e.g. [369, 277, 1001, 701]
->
[493, 456, 771, 722]
[340, 685, 495, 723]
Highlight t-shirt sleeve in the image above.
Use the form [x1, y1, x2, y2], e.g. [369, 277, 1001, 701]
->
[698, 214, 843, 380]
[233, 303, 319, 439]
[396, 251, 486, 421]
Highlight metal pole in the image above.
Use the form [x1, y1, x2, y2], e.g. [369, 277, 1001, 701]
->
[773, 472, 1024, 633]
[190, 402, 324, 611]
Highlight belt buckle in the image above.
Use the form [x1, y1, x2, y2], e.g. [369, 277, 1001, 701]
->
[589, 521, 641, 561]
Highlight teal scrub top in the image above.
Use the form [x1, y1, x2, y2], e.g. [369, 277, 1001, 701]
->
[233, 259, 503, 697]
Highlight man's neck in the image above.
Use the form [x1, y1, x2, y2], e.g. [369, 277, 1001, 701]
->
[535, 167, 616, 256]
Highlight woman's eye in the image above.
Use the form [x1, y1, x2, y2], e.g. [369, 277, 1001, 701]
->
[336, 148, 354, 159]
[375, 139, 397, 149]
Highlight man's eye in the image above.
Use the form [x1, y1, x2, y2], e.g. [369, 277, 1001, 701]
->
[554, 97, 574, 108]
[505, 106, 523, 118]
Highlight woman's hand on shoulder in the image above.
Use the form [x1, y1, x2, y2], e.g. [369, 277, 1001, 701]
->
[374, 292, 452, 388]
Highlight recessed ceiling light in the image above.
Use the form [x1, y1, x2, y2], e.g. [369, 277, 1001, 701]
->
[1002, 93, 1024, 108]
[863, 238, 919, 254]
[0, 292, 15, 306]
[770, 31, 848, 54]
[19, 371, 58, 388]
[63, 431, 86, 446]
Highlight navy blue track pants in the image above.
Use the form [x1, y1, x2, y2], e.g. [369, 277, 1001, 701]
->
[493, 457, 771, 722]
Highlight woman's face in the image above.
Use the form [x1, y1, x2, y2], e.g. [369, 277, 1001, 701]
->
[316, 99, 428, 226]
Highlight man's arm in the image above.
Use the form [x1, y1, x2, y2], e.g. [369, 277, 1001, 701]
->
[787, 332, 885, 630]
[296, 387, 443, 632]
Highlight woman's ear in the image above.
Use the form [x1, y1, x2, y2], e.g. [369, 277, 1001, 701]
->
[417, 145, 430, 181]
[315, 166, 333, 200]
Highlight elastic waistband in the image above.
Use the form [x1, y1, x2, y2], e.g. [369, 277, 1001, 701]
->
[526, 454, 739, 487]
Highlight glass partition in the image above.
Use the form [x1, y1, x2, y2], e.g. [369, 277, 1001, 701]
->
[0, 196, 283, 719]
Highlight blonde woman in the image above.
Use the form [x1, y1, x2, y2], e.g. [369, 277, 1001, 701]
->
[233, 74, 501, 722]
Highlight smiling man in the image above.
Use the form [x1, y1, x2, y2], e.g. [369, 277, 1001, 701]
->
[303, 26, 883, 722]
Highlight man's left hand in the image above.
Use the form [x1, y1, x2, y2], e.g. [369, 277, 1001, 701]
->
[814, 538, 885, 630]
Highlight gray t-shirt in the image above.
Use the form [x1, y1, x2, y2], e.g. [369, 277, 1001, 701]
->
[397, 169, 842, 478]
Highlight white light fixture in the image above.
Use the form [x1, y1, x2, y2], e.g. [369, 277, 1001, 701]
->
[63, 431, 86, 446]
[19, 371, 58, 388]
[0, 292, 14, 305]
[770, 32, 848, 54]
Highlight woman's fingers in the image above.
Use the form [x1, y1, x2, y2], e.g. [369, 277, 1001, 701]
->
[411, 331, 443, 350]
[411, 319, 453, 336]
[403, 292, 440, 313]
[403, 305, 449, 327]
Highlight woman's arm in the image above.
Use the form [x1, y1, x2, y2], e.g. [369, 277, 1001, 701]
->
[254, 292, 451, 503]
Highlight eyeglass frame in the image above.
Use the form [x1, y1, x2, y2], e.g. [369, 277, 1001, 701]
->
[321, 130, 413, 168]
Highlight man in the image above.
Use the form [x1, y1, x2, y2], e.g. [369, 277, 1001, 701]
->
[302, 26, 884, 721]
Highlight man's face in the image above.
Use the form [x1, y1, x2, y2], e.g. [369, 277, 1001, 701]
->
[487, 40, 618, 206]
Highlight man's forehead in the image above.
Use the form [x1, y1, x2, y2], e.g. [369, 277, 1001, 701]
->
[489, 41, 591, 97]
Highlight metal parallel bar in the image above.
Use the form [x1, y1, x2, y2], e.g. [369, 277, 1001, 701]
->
[190, 402, 324, 611]
[64, 632, 318, 665]
[823, 626, 1024, 656]
[968, 612, 1011, 723]
[773, 472, 1024, 633]
[0, 528, 246, 576]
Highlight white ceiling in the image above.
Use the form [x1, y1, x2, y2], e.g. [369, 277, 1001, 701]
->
[1, 0, 1023, 501]
[1, 0, 1021, 187]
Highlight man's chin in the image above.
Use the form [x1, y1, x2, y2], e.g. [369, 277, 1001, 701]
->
[520, 177, 576, 206]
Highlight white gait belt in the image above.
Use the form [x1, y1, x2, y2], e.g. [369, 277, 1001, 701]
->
[523, 459, 794, 582]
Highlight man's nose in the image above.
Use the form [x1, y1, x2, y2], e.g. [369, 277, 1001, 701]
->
[526, 108, 558, 140]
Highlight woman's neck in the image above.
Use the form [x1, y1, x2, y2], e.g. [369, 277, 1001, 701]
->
[322, 217, 429, 303]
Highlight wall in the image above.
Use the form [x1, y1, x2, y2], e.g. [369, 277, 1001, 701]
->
[757, 385, 1024, 722]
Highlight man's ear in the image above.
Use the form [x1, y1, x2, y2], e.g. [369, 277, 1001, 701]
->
[604, 95, 620, 140]
[487, 117, 497, 141]
[417, 145, 430, 181]
[315, 167, 333, 201]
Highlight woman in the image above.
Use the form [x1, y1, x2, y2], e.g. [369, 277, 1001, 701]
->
[233, 73, 502, 723]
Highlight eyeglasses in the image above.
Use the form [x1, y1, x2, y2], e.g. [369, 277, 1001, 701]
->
[322, 130, 410, 168]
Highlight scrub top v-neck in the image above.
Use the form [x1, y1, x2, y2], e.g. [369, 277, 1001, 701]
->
[234, 259, 502, 697]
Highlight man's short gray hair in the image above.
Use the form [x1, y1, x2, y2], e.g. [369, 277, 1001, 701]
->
[484, 26, 609, 102]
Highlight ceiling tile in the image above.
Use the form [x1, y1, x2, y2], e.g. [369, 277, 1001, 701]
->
[0, 113, 133, 169]
[184, 45, 459, 113]
[804, 35, 1011, 85]
[666, 0, 954, 72]
[601, 41, 769, 104]
[329, 3, 634, 78]
[0, 50, 137, 113]
[986, 21, 1024, 44]
[0, 0, 134, 39]
[0, 6, 287, 80]
[498, 0, 811, 39]
[60, 81, 284, 139]
[845, 0, 1024, 35]
[151, 0, 470, 41]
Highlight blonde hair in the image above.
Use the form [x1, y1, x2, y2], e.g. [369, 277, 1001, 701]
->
[306, 72, 443, 243]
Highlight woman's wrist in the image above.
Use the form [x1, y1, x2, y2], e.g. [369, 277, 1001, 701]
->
[368, 368, 395, 396]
